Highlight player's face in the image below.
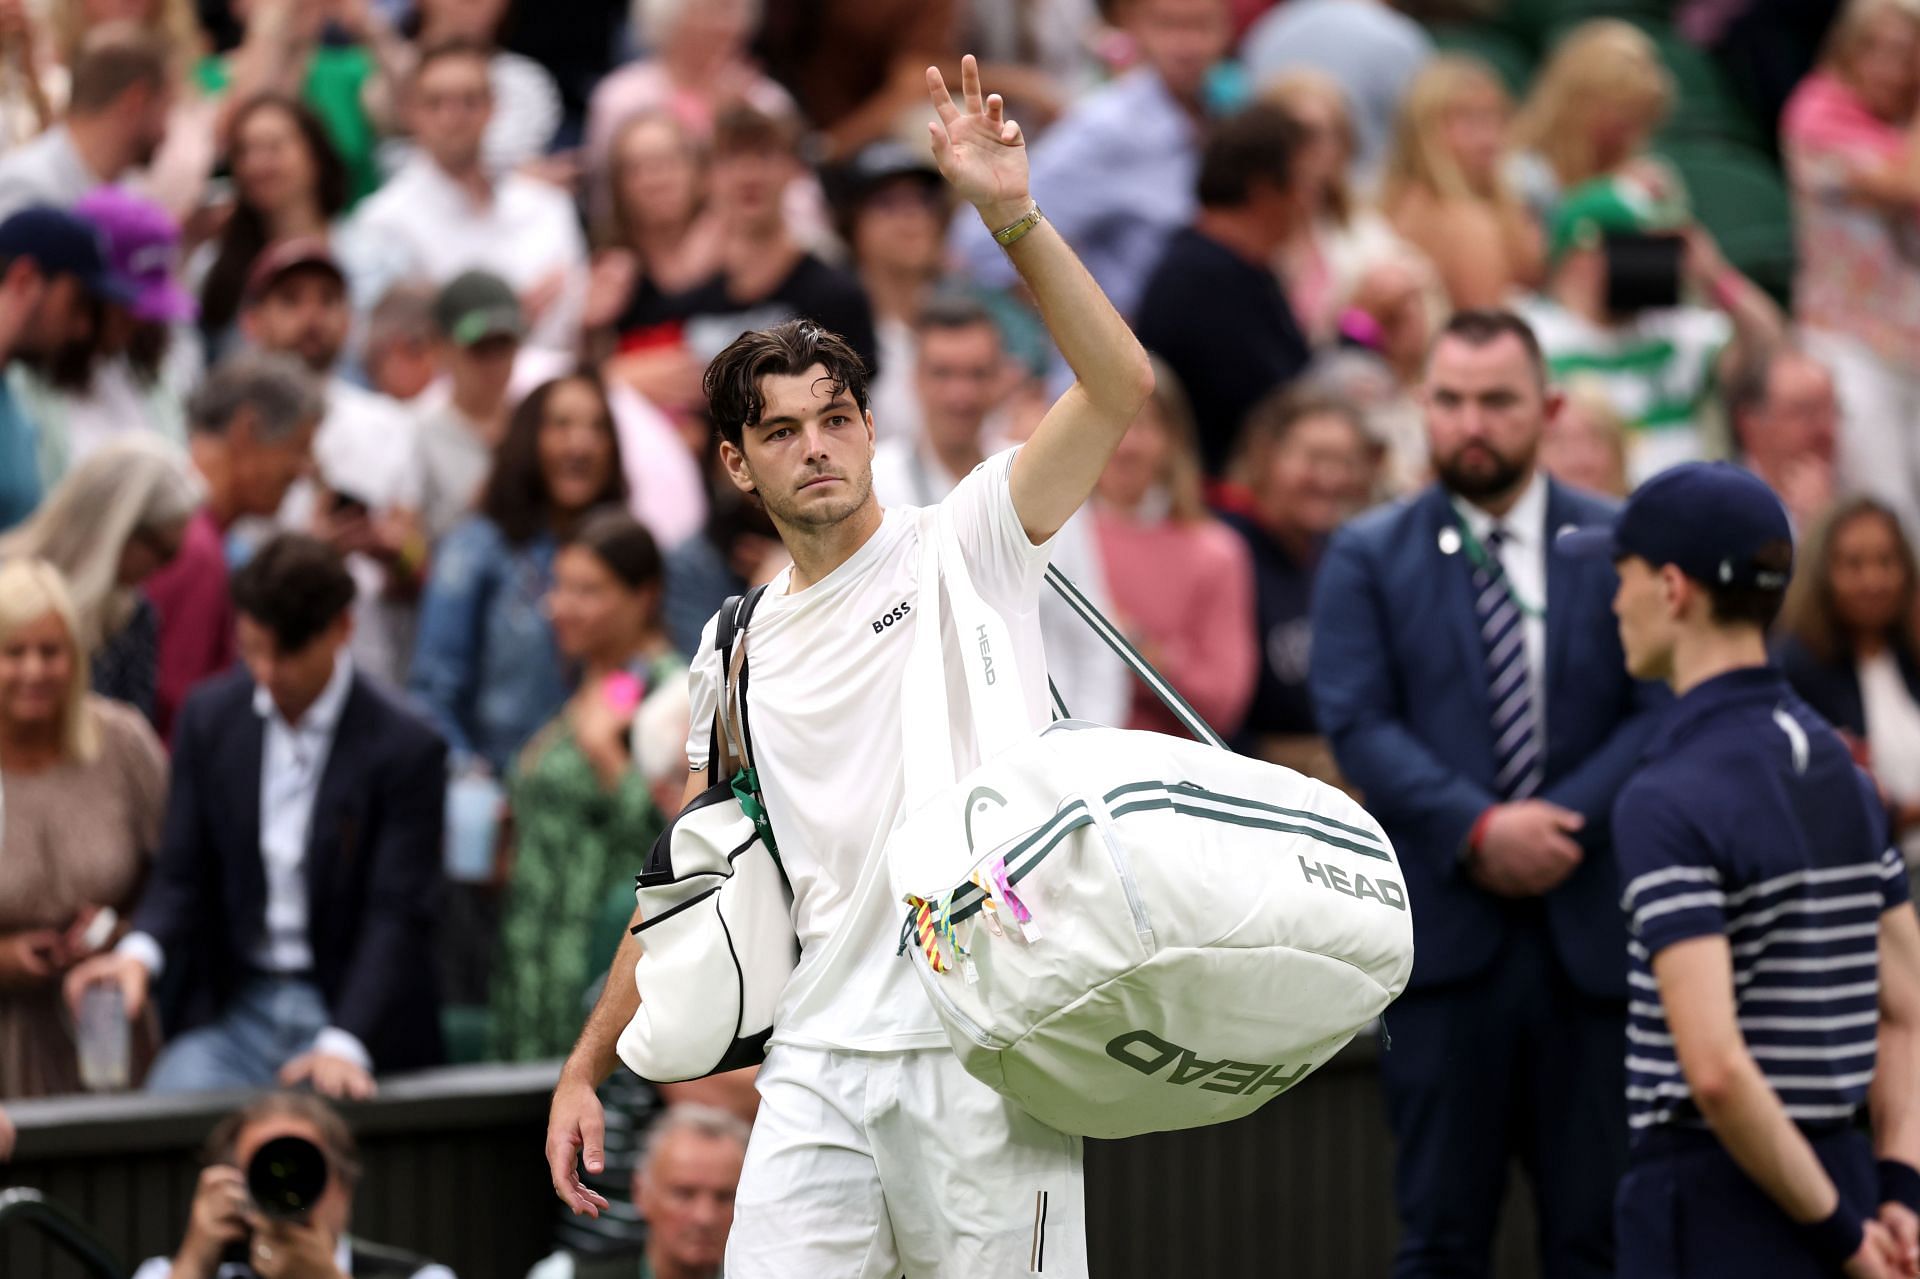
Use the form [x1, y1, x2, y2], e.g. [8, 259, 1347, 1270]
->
[1612, 555, 1676, 683]
[1424, 334, 1551, 504]
[635, 1133, 743, 1271]
[726, 364, 877, 532]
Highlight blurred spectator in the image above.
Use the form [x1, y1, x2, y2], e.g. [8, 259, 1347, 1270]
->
[409, 0, 562, 174]
[527, 1104, 748, 1279]
[1310, 310, 1658, 1277]
[1299, 339, 1429, 501]
[1777, 496, 1920, 865]
[1781, 0, 1920, 539]
[633, 673, 692, 817]
[0, 205, 128, 528]
[348, 40, 589, 353]
[841, 140, 951, 442]
[584, 0, 796, 182]
[1519, 175, 1784, 484]
[870, 294, 1130, 729]
[410, 372, 627, 774]
[129, 1091, 458, 1279]
[1218, 391, 1368, 781]
[661, 447, 782, 657]
[1134, 102, 1310, 478]
[751, 0, 956, 163]
[650, 104, 876, 374]
[1538, 376, 1631, 499]
[364, 280, 441, 404]
[594, 110, 720, 421]
[243, 238, 424, 686]
[492, 512, 681, 1061]
[954, 0, 1099, 113]
[0, 436, 201, 721]
[199, 0, 409, 203]
[1726, 342, 1839, 531]
[14, 187, 201, 485]
[1509, 20, 1678, 228]
[43, 0, 221, 220]
[413, 271, 525, 543]
[0, 23, 171, 219]
[1381, 55, 1542, 310]
[1242, 0, 1433, 182]
[68, 533, 448, 1095]
[1263, 71, 1437, 350]
[0, 0, 54, 149]
[1094, 361, 1257, 736]
[950, 0, 1232, 318]
[195, 94, 350, 359]
[0, 558, 165, 1097]
[144, 350, 323, 739]
[1693, 0, 1844, 144]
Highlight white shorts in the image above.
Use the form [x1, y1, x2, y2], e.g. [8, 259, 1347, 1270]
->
[725, 1044, 1087, 1277]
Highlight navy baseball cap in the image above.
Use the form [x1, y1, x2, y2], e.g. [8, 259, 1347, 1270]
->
[0, 205, 134, 302]
[1558, 462, 1794, 590]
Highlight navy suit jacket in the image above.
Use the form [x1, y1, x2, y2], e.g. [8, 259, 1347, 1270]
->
[133, 667, 449, 1072]
[1309, 481, 1664, 999]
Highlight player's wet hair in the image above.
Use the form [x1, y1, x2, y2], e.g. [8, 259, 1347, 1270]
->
[704, 320, 871, 450]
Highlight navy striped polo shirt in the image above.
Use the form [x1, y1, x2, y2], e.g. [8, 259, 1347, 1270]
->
[1613, 666, 1910, 1138]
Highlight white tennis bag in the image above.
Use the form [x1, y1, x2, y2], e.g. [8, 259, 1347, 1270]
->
[888, 509, 1415, 1139]
[617, 587, 798, 1083]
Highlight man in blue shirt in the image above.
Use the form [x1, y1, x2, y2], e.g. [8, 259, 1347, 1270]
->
[0, 205, 131, 527]
[1563, 463, 1920, 1278]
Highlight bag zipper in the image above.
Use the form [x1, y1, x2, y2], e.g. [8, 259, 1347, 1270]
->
[913, 947, 1006, 1050]
[1089, 800, 1155, 949]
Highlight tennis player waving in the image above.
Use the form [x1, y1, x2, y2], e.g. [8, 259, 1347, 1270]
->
[545, 57, 1153, 1277]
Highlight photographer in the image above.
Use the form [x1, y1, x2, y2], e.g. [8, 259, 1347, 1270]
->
[132, 1092, 455, 1279]
[1517, 173, 1784, 487]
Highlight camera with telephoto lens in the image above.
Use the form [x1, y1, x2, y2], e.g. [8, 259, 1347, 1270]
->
[219, 1135, 331, 1265]
[248, 1135, 330, 1221]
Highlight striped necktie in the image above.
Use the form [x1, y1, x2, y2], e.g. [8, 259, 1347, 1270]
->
[1474, 526, 1543, 799]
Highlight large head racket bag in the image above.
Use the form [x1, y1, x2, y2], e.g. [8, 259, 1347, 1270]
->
[616, 585, 798, 1082]
[887, 507, 1415, 1139]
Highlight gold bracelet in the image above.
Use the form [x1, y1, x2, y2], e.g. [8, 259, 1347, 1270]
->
[992, 203, 1044, 248]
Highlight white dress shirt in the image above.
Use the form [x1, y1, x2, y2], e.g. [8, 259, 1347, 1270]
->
[118, 657, 372, 1069]
[1451, 470, 1550, 744]
[345, 156, 588, 352]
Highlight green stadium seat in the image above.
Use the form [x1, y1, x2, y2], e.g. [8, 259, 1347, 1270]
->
[1652, 141, 1797, 304]
[442, 1003, 495, 1065]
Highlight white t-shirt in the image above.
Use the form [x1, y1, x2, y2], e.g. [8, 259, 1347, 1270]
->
[685, 448, 1053, 1051]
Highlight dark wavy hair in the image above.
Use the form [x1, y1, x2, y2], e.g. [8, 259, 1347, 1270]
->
[480, 372, 629, 545]
[703, 319, 870, 450]
[229, 533, 356, 652]
[199, 95, 351, 341]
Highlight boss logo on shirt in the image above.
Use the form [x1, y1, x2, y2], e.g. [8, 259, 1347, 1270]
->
[1105, 1029, 1308, 1096]
[871, 600, 913, 634]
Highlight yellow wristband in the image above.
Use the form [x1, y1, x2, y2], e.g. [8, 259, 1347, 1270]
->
[992, 203, 1044, 248]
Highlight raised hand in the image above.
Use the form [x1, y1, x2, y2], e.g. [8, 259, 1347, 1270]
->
[926, 54, 1030, 227]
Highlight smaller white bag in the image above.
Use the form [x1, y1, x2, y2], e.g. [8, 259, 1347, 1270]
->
[617, 588, 798, 1083]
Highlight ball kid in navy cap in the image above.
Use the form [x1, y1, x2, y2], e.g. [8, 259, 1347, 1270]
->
[1558, 462, 1793, 679]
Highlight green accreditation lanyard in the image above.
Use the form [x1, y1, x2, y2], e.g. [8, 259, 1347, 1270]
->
[1454, 513, 1545, 621]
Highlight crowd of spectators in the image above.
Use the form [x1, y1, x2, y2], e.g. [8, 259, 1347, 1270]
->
[0, 0, 1917, 1270]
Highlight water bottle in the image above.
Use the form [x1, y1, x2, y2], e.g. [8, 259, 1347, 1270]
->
[75, 981, 130, 1091]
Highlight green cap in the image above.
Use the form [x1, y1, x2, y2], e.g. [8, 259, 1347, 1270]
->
[1548, 175, 1687, 266]
[433, 270, 526, 347]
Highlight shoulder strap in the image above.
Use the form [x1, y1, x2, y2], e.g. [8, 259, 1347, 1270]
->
[1042, 564, 1228, 750]
[712, 584, 770, 778]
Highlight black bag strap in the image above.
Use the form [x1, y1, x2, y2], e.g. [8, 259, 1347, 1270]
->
[707, 584, 771, 778]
